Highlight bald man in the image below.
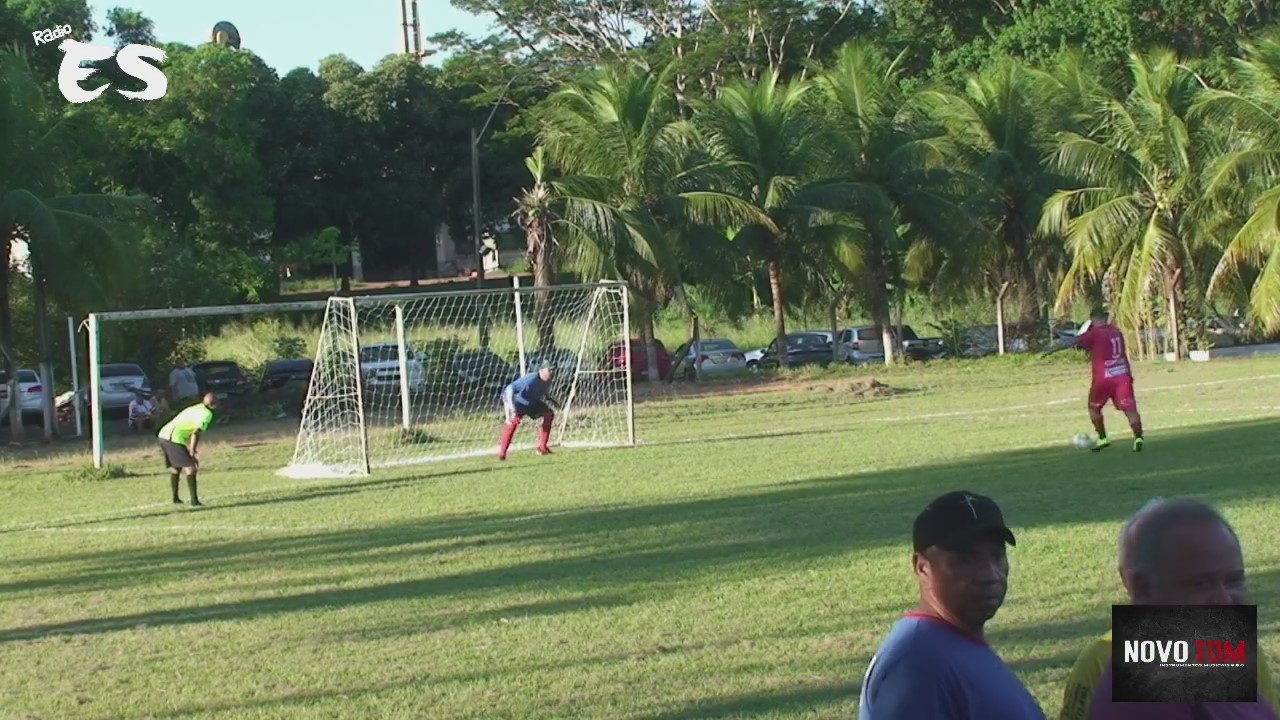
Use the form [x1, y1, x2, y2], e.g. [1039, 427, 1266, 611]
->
[157, 393, 218, 506]
[1058, 499, 1277, 719]
[1059, 498, 1164, 719]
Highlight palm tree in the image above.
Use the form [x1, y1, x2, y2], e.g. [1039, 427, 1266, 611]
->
[1039, 49, 1212, 359]
[694, 70, 854, 367]
[1194, 32, 1280, 334]
[814, 42, 975, 365]
[0, 51, 142, 440]
[914, 59, 1071, 330]
[537, 61, 762, 379]
[513, 147, 558, 350]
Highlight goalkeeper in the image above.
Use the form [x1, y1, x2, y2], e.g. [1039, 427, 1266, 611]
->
[498, 362, 559, 460]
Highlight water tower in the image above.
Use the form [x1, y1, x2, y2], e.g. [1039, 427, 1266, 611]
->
[209, 21, 241, 49]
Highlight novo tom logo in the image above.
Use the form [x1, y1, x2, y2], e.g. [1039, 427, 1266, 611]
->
[1123, 639, 1247, 667]
[34, 28, 168, 103]
[1112, 604, 1258, 702]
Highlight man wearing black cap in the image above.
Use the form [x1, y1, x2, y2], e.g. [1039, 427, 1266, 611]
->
[858, 490, 1045, 719]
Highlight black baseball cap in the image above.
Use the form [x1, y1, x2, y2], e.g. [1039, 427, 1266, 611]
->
[912, 490, 1017, 553]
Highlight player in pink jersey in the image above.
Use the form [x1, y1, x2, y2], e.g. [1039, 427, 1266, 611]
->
[1045, 309, 1145, 452]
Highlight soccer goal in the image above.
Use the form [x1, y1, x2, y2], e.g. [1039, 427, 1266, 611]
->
[83, 299, 332, 469]
[278, 280, 635, 478]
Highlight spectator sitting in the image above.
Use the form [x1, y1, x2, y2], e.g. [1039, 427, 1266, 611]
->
[128, 392, 158, 431]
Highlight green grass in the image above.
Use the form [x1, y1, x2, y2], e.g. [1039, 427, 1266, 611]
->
[3, 356, 1280, 719]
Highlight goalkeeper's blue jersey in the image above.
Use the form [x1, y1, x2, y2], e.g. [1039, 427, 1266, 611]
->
[507, 372, 549, 407]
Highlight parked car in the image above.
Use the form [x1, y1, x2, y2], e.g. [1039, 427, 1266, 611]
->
[192, 360, 252, 398]
[359, 343, 426, 392]
[97, 362, 150, 411]
[756, 332, 835, 370]
[603, 339, 672, 380]
[524, 347, 580, 376]
[259, 359, 314, 392]
[451, 349, 518, 391]
[836, 327, 886, 364]
[837, 325, 946, 363]
[0, 368, 45, 423]
[746, 331, 841, 368]
[683, 337, 747, 378]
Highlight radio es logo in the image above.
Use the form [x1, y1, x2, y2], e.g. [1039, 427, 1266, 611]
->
[33, 29, 168, 104]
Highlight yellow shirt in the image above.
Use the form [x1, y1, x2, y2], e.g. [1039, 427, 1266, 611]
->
[1059, 629, 1278, 720]
[158, 403, 214, 446]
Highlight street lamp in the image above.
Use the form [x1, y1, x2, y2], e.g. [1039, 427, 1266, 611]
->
[470, 66, 544, 290]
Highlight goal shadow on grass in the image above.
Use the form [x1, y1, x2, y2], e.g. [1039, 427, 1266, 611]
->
[2, 418, 1278, 652]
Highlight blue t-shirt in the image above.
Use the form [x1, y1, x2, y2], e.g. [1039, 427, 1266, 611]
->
[506, 372, 549, 407]
[859, 613, 1045, 720]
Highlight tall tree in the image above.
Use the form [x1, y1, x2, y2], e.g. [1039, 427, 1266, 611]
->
[0, 51, 142, 439]
[694, 70, 841, 366]
[537, 62, 759, 378]
[1194, 32, 1280, 334]
[514, 147, 558, 348]
[1040, 48, 1212, 358]
[914, 58, 1069, 326]
[815, 42, 974, 364]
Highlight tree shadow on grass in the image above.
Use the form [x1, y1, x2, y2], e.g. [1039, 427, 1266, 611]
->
[2, 418, 1279, 646]
[0, 464, 504, 540]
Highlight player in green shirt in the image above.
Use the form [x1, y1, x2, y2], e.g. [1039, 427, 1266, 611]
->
[157, 393, 218, 506]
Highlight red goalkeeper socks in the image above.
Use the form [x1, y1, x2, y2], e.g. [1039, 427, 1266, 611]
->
[537, 414, 553, 453]
[498, 418, 521, 459]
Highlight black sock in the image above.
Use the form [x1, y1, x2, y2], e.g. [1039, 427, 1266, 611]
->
[186, 473, 200, 504]
[170, 473, 181, 502]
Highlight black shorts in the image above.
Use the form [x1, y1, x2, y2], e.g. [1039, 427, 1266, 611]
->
[159, 439, 196, 469]
[515, 400, 551, 419]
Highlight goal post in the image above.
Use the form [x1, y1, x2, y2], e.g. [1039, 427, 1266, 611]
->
[278, 279, 635, 478]
[85, 298, 332, 469]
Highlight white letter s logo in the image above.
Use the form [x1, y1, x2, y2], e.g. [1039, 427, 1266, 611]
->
[115, 44, 168, 101]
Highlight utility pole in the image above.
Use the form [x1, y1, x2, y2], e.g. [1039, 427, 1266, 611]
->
[399, 0, 425, 60]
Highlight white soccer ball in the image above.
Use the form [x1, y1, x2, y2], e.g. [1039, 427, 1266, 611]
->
[1072, 433, 1096, 450]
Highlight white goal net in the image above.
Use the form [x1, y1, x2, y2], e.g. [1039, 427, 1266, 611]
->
[279, 280, 635, 478]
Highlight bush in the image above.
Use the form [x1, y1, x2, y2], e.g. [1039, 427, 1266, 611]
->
[64, 463, 131, 482]
[272, 335, 306, 360]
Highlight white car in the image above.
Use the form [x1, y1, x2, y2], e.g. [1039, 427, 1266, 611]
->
[359, 343, 427, 392]
[837, 327, 887, 364]
[683, 337, 747, 377]
[97, 363, 151, 411]
[0, 368, 45, 422]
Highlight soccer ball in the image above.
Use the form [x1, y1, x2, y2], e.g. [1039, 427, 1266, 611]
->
[1072, 433, 1097, 450]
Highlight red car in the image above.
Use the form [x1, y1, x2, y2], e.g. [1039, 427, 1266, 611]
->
[603, 339, 671, 380]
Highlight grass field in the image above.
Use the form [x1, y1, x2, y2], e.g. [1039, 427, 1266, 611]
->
[3, 356, 1280, 719]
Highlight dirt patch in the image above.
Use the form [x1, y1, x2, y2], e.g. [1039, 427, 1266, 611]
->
[633, 375, 900, 402]
[632, 374, 789, 402]
[809, 377, 900, 399]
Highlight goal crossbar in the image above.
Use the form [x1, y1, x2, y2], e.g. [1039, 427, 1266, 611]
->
[84, 280, 631, 470]
[278, 279, 635, 478]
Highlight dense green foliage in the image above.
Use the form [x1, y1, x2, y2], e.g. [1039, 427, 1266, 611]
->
[3, 0, 1280, 394]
